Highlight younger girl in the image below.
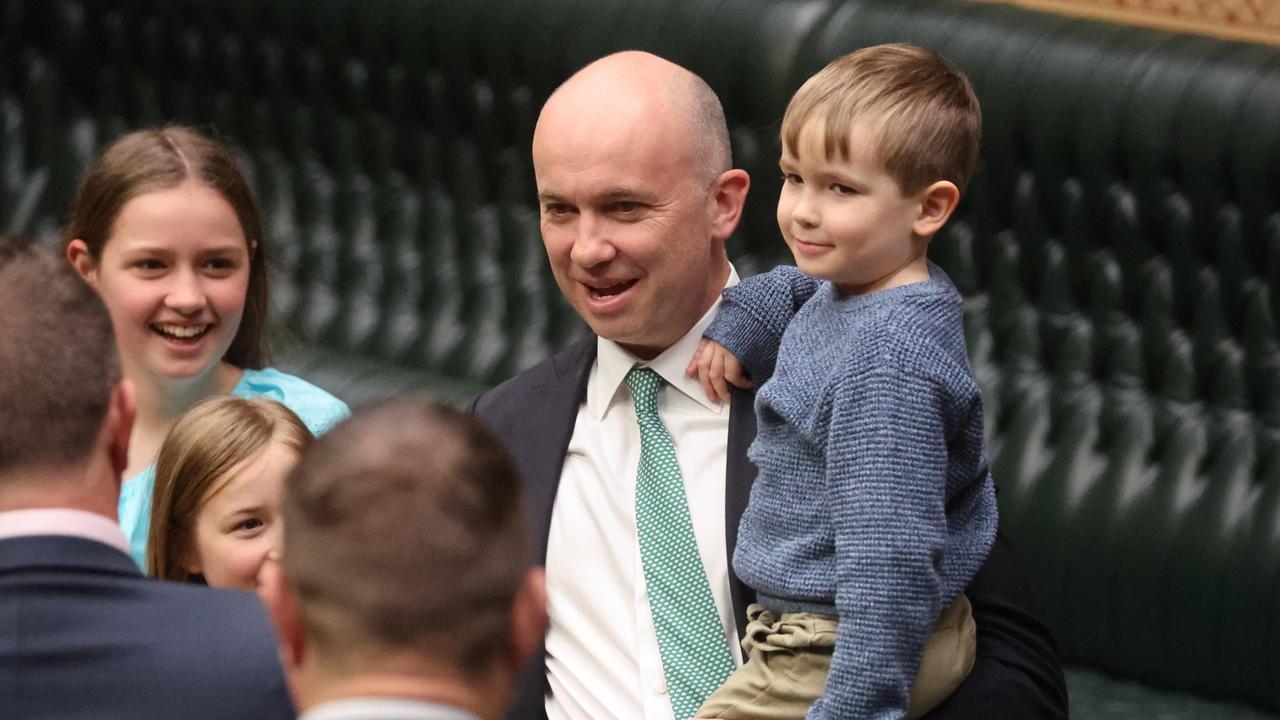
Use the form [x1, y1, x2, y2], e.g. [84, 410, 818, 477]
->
[65, 126, 348, 568]
[147, 396, 312, 589]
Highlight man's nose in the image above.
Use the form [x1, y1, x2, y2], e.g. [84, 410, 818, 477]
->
[164, 269, 207, 313]
[568, 214, 618, 267]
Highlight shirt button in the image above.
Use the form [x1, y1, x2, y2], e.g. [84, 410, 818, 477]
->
[655, 680, 668, 695]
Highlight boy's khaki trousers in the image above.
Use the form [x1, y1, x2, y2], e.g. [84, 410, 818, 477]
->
[698, 594, 976, 719]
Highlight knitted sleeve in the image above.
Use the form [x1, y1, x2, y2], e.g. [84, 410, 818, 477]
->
[704, 265, 822, 381]
[807, 362, 949, 720]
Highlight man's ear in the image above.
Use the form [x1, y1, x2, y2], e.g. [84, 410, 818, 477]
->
[106, 380, 135, 480]
[66, 239, 100, 287]
[709, 169, 750, 243]
[508, 567, 548, 670]
[258, 557, 306, 672]
[912, 181, 961, 239]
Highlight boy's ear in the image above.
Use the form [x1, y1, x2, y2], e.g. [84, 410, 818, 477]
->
[912, 181, 961, 239]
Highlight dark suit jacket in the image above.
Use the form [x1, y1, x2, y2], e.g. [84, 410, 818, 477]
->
[0, 534, 295, 720]
[474, 338, 1068, 720]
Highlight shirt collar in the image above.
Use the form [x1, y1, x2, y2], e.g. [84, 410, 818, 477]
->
[300, 698, 479, 720]
[0, 508, 131, 555]
[592, 264, 741, 420]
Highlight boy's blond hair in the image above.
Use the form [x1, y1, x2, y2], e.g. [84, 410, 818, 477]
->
[781, 43, 982, 196]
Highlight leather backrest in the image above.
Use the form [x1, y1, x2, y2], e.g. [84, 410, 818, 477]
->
[3, 0, 1279, 706]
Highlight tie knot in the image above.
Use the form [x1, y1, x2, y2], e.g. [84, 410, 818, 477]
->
[625, 366, 662, 416]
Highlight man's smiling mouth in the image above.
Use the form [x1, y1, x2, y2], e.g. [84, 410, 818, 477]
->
[585, 279, 638, 298]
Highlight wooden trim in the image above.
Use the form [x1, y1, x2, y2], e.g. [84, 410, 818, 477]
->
[973, 0, 1280, 47]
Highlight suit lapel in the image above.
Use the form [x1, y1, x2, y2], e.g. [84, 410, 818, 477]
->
[495, 339, 595, 720]
[525, 339, 596, 562]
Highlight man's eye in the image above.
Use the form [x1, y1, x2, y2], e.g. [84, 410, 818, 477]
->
[782, 173, 803, 185]
[544, 204, 574, 216]
[135, 259, 165, 271]
[831, 183, 857, 196]
[611, 201, 641, 214]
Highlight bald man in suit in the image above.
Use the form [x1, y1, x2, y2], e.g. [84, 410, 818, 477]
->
[474, 51, 1068, 720]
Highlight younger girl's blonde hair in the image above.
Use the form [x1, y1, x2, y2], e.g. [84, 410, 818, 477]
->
[147, 396, 314, 582]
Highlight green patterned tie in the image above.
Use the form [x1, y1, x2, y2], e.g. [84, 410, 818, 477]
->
[626, 367, 736, 720]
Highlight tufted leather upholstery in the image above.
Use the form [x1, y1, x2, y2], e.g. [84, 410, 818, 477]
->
[3, 0, 1279, 715]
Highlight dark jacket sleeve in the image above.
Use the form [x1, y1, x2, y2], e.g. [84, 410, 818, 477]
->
[921, 531, 1070, 720]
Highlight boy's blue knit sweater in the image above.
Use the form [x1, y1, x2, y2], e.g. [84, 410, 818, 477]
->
[704, 263, 998, 720]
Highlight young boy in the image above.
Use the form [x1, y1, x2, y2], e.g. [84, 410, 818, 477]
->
[689, 44, 997, 719]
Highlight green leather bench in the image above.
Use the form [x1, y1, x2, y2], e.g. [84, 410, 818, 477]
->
[3, 0, 1279, 715]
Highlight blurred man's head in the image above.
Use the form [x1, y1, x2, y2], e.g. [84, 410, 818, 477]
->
[264, 398, 545, 718]
[532, 51, 749, 359]
[0, 235, 132, 512]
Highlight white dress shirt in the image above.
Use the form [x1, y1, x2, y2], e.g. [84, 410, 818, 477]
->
[545, 268, 743, 720]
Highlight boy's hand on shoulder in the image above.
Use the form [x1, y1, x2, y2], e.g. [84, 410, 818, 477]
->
[686, 338, 754, 405]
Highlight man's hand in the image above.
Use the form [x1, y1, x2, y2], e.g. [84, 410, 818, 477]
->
[685, 338, 754, 405]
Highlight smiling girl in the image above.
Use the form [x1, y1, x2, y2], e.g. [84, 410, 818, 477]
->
[147, 397, 310, 589]
[65, 127, 348, 568]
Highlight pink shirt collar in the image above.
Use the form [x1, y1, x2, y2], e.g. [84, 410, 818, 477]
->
[0, 508, 131, 555]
